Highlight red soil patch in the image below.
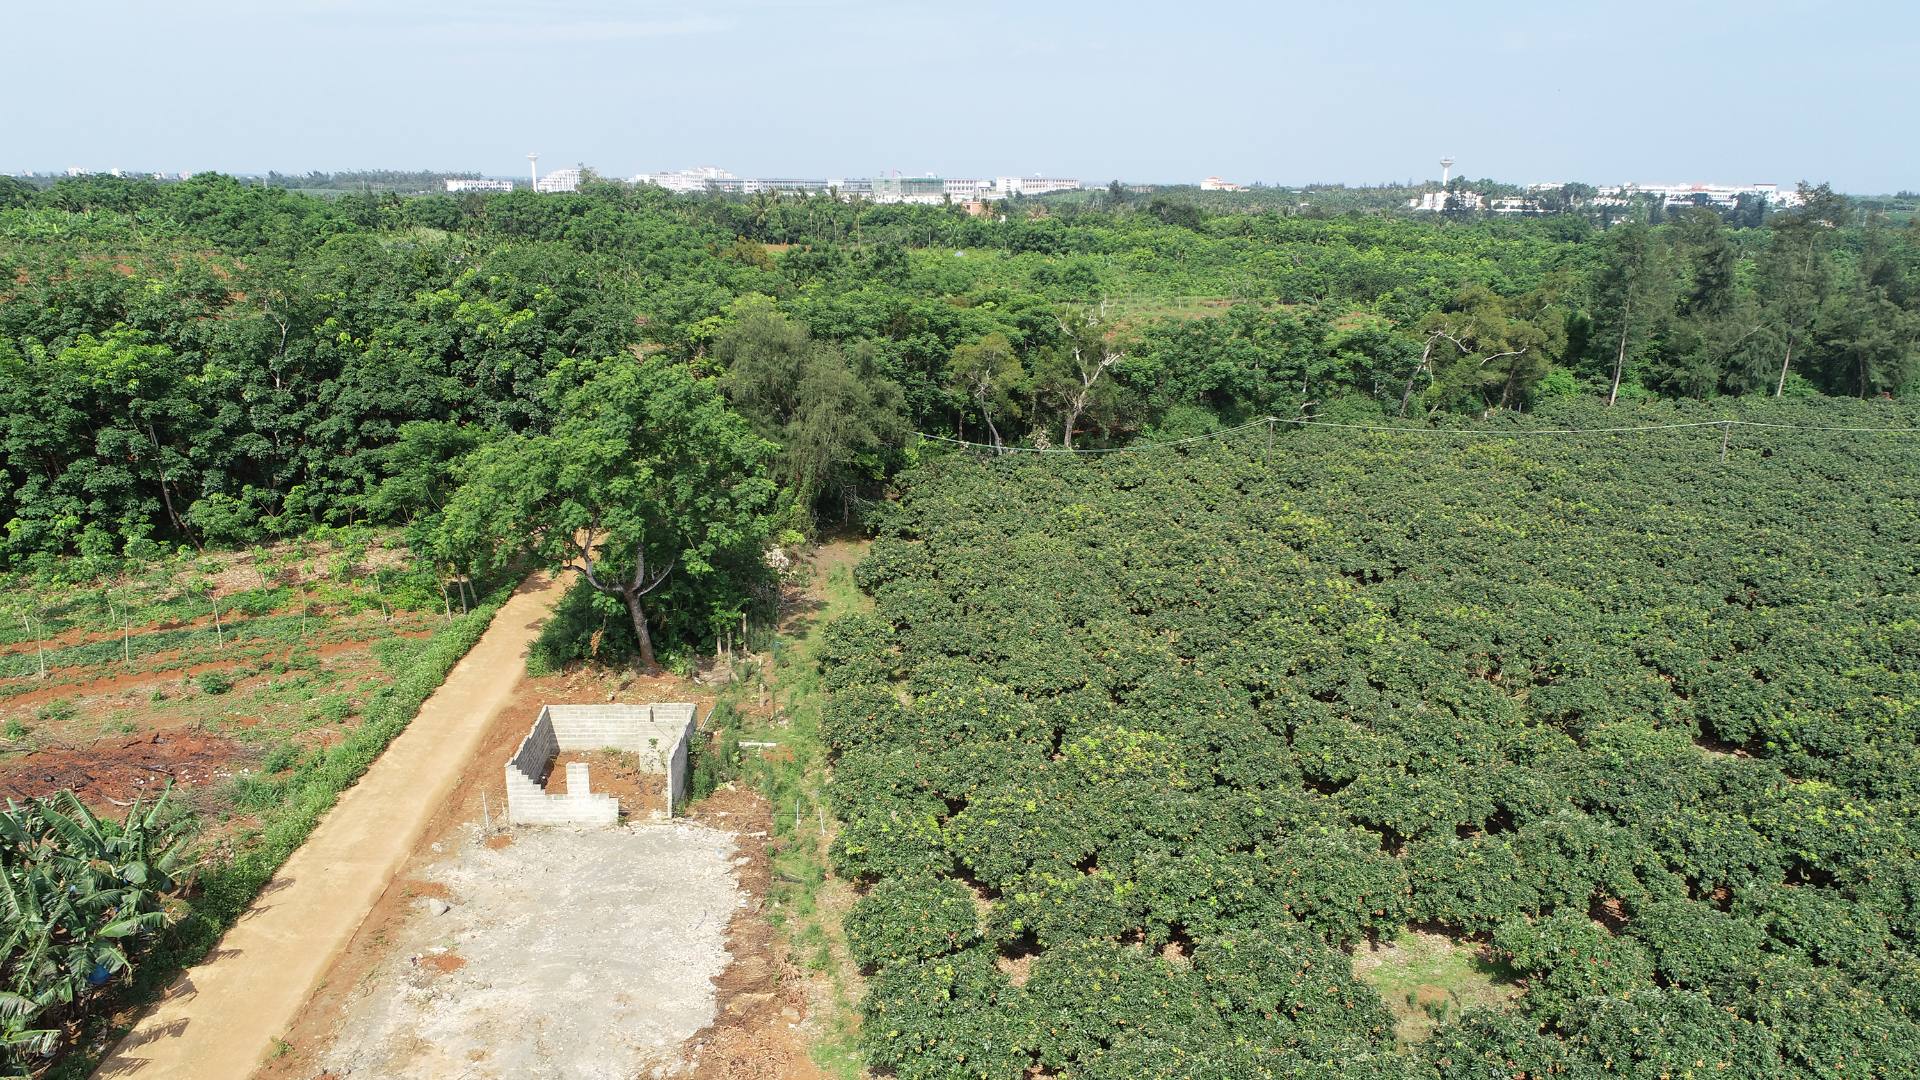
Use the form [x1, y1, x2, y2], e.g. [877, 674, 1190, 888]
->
[0, 729, 248, 807]
[482, 833, 514, 850]
[0, 663, 219, 710]
[679, 785, 826, 1080]
[541, 750, 667, 818]
[415, 952, 466, 975]
[401, 879, 452, 901]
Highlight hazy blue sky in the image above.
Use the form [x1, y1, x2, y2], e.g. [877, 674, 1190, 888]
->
[7, 0, 1915, 191]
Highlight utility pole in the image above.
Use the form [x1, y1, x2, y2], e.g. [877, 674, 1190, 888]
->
[1720, 420, 1732, 463]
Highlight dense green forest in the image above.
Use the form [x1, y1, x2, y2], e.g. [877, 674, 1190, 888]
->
[828, 400, 1920, 1078]
[1, 173, 1917, 1075]
[0, 173, 1915, 654]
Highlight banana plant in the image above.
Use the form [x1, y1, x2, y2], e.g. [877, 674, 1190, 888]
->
[0, 786, 190, 1073]
[0, 992, 55, 1079]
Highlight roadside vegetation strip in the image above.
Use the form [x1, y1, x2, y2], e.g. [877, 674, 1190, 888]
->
[705, 546, 871, 1080]
[47, 595, 505, 1079]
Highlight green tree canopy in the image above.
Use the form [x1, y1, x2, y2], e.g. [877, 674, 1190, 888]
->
[440, 355, 778, 668]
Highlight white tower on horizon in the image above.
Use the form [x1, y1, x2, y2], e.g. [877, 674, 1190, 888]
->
[527, 152, 539, 188]
[1439, 157, 1455, 187]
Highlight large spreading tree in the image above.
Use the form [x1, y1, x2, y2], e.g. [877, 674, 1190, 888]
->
[440, 355, 778, 669]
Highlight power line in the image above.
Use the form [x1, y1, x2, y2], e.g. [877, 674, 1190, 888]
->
[915, 415, 1920, 455]
[1274, 417, 1920, 436]
[915, 417, 1276, 455]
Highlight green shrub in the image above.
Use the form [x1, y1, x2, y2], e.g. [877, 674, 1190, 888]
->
[1419, 1009, 1565, 1080]
[317, 695, 354, 724]
[525, 580, 629, 675]
[260, 743, 301, 774]
[819, 682, 904, 756]
[1560, 987, 1781, 1076]
[195, 670, 234, 695]
[816, 611, 897, 690]
[1493, 911, 1654, 1025]
[845, 875, 980, 971]
[369, 637, 425, 674]
[231, 588, 285, 617]
[860, 947, 1034, 1080]
[831, 408, 1920, 1076]
[687, 714, 740, 806]
[225, 772, 286, 811]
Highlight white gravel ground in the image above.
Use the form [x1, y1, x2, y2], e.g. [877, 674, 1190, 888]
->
[314, 821, 741, 1079]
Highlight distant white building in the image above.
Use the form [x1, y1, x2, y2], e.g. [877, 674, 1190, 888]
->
[746, 178, 833, 194]
[1591, 182, 1784, 210]
[632, 169, 837, 197]
[1200, 176, 1248, 192]
[870, 175, 949, 204]
[534, 168, 581, 193]
[996, 175, 1080, 197]
[633, 166, 737, 193]
[1410, 190, 1484, 212]
[627, 168, 1080, 204]
[944, 177, 988, 201]
[446, 178, 515, 194]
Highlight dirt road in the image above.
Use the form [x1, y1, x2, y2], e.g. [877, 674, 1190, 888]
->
[97, 572, 566, 1080]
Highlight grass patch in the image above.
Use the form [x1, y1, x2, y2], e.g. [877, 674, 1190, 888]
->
[1352, 928, 1520, 1045]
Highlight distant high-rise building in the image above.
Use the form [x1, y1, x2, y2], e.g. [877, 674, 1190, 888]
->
[446, 178, 515, 194]
[534, 168, 581, 194]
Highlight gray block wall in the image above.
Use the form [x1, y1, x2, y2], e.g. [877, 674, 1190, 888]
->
[504, 703, 699, 825]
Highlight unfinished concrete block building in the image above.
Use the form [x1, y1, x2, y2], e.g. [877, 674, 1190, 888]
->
[504, 703, 698, 826]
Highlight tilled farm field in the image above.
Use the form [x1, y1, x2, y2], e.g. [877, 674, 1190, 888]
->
[0, 539, 452, 824]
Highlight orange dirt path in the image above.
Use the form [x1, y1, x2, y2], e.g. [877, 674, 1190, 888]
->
[95, 572, 566, 1080]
